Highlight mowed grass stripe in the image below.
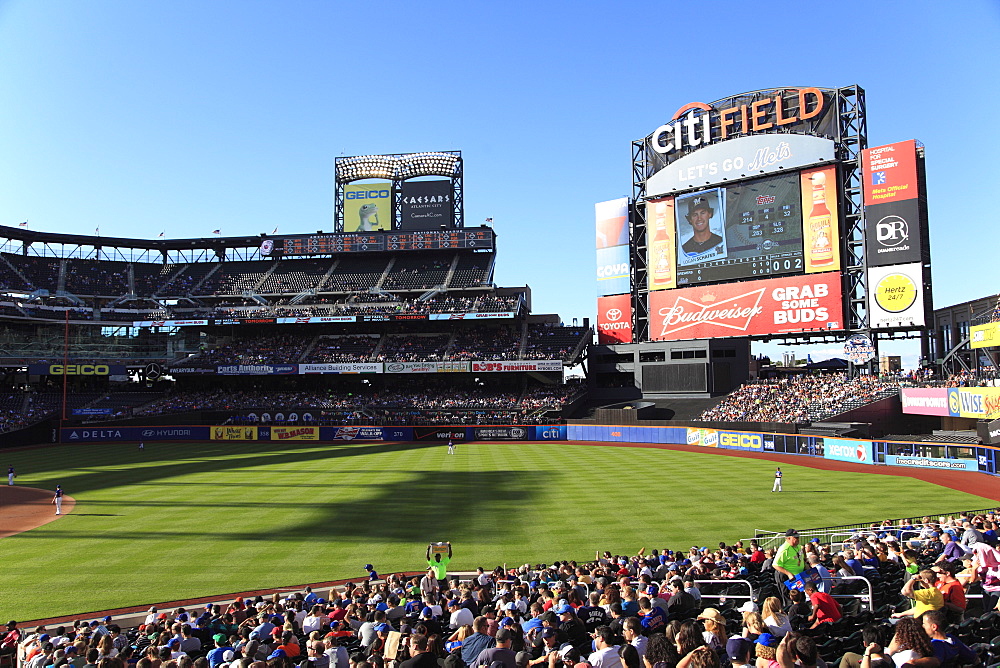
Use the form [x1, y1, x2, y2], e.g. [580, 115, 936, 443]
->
[0, 440, 992, 620]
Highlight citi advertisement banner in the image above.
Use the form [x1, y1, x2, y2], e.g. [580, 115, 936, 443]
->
[400, 180, 453, 230]
[299, 362, 383, 374]
[824, 437, 872, 464]
[597, 294, 633, 344]
[867, 262, 925, 328]
[648, 273, 843, 341]
[343, 182, 392, 232]
[900, 388, 950, 416]
[470, 360, 562, 373]
[534, 425, 567, 440]
[596, 198, 629, 249]
[886, 455, 977, 471]
[861, 140, 924, 267]
[384, 361, 470, 373]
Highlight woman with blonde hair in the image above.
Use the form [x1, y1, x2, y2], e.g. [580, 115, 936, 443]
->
[761, 597, 792, 637]
[741, 612, 766, 642]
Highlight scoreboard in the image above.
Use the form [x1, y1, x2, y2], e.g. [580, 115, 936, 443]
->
[269, 229, 494, 256]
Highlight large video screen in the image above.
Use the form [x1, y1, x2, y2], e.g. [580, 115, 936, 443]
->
[675, 172, 803, 285]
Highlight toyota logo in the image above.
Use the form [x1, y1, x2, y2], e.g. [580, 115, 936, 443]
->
[606, 308, 622, 321]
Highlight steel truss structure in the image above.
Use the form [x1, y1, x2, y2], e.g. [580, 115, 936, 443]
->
[629, 85, 870, 347]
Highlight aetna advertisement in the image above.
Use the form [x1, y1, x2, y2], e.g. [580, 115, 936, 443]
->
[861, 140, 924, 267]
[648, 273, 843, 341]
[597, 294, 633, 344]
[400, 180, 453, 230]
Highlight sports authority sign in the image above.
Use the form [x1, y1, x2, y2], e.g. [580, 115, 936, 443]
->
[597, 294, 633, 344]
[648, 273, 843, 341]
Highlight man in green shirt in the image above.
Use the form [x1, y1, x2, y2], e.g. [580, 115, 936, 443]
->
[773, 529, 804, 604]
[427, 542, 452, 589]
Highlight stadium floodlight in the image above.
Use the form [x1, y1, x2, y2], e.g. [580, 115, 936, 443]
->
[335, 155, 397, 183]
[398, 152, 460, 180]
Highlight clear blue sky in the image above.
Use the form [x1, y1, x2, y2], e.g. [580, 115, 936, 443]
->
[1, 1, 997, 366]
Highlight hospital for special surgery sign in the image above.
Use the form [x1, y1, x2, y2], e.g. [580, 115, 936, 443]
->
[648, 273, 843, 341]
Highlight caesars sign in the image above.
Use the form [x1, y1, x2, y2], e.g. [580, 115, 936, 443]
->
[648, 273, 843, 341]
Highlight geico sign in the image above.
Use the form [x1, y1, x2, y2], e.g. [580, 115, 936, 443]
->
[719, 433, 761, 449]
[597, 262, 629, 278]
[650, 88, 825, 157]
[49, 364, 110, 375]
[345, 190, 390, 199]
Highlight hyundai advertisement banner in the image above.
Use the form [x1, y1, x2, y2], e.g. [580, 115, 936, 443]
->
[597, 244, 631, 296]
[823, 438, 873, 464]
[648, 273, 842, 341]
[62, 426, 209, 442]
[597, 294, 633, 344]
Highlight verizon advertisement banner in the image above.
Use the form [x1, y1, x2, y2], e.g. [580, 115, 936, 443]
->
[471, 360, 562, 373]
[648, 273, 843, 341]
[597, 294, 633, 344]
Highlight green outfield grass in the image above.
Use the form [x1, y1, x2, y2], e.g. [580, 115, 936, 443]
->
[0, 439, 993, 620]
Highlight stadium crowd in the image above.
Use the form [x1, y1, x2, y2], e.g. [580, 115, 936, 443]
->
[698, 374, 904, 424]
[6, 511, 1000, 668]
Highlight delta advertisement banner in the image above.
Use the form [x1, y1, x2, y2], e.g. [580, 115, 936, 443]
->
[217, 364, 298, 375]
[900, 388, 950, 416]
[270, 426, 319, 441]
[596, 294, 633, 344]
[971, 322, 1000, 349]
[470, 360, 563, 373]
[648, 273, 842, 341]
[211, 426, 258, 441]
[861, 140, 924, 267]
[62, 426, 210, 442]
[867, 262, 925, 328]
[299, 362, 383, 374]
[596, 197, 629, 249]
[823, 437, 873, 464]
[343, 182, 392, 232]
[384, 361, 470, 374]
[29, 364, 127, 376]
[596, 244, 631, 296]
[399, 180, 453, 230]
[645, 133, 837, 197]
[885, 455, 977, 471]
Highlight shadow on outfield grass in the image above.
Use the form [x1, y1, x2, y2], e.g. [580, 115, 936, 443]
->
[14, 441, 546, 544]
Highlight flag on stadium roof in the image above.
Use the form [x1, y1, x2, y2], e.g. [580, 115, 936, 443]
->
[485, 217, 493, 223]
[212, 229, 221, 235]
[158, 232, 164, 238]
[272, 226, 278, 234]
[18, 221, 27, 228]
[95, 226, 100, 235]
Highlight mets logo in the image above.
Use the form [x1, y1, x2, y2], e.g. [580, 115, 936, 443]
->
[606, 308, 622, 321]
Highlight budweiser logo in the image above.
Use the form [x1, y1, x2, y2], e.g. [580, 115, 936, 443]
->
[657, 287, 765, 336]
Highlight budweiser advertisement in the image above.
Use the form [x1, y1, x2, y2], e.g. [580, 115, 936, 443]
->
[597, 294, 633, 344]
[648, 273, 843, 341]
